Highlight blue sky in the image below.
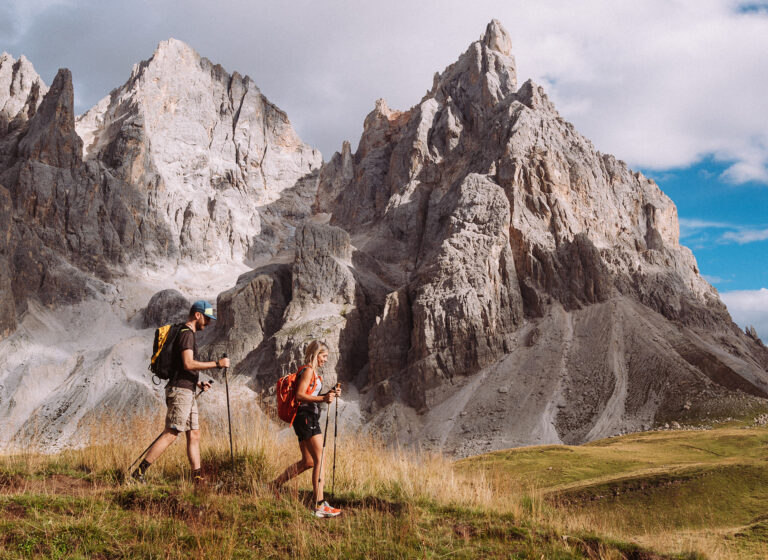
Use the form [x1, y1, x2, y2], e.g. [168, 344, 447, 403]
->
[644, 159, 768, 339]
[643, 159, 768, 291]
[1, 0, 766, 339]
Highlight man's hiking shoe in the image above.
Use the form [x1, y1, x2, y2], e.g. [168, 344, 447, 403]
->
[314, 501, 341, 518]
[192, 474, 207, 488]
[131, 469, 147, 484]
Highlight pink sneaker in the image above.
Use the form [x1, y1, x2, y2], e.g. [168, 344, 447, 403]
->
[314, 500, 341, 518]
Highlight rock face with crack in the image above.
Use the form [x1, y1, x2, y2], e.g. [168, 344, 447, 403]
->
[76, 38, 322, 264]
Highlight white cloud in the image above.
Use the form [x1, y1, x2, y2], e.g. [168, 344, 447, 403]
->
[677, 217, 768, 245]
[678, 218, 733, 239]
[721, 288, 768, 342]
[721, 159, 768, 184]
[2, 0, 768, 182]
[721, 228, 768, 244]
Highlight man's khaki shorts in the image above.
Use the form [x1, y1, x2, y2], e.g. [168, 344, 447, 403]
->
[165, 387, 199, 432]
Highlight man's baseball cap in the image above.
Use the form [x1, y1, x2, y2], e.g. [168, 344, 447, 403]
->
[191, 300, 216, 320]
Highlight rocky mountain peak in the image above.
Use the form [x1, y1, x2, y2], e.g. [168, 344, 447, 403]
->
[153, 37, 196, 57]
[483, 18, 513, 55]
[76, 38, 322, 264]
[426, 19, 517, 110]
[0, 52, 47, 135]
[126, 37, 210, 85]
[311, 20, 768, 453]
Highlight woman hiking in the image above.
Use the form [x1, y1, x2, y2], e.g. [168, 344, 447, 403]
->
[271, 340, 342, 518]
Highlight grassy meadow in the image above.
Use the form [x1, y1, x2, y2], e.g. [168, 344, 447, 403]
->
[1, 405, 767, 559]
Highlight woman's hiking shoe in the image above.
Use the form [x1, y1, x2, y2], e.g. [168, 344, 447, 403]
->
[314, 501, 341, 518]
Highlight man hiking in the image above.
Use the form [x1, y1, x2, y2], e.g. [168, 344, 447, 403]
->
[132, 300, 230, 485]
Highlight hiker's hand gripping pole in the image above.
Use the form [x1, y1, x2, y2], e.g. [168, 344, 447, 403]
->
[196, 379, 214, 397]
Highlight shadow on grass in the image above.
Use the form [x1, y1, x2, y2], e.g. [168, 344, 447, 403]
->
[574, 534, 706, 560]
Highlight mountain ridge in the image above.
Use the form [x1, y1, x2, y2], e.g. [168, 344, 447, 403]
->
[0, 21, 766, 454]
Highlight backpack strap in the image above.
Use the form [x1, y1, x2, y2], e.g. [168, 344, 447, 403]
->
[167, 325, 191, 389]
[297, 365, 317, 395]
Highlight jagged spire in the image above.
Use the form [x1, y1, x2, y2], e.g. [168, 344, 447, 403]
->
[18, 68, 82, 168]
[483, 19, 513, 56]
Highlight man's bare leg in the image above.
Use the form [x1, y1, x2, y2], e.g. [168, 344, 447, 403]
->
[272, 440, 314, 487]
[144, 429, 179, 463]
[186, 429, 201, 470]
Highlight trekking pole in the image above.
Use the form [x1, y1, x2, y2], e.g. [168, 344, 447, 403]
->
[222, 353, 234, 466]
[319, 399, 331, 488]
[331, 384, 340, 499]
[128, 380, 214, 471]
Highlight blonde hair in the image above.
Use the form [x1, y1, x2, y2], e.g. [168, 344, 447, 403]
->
[303, 340, 329, 371]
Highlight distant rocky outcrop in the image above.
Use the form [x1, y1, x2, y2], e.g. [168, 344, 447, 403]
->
[746, 325, 763, 345]
[142, 289, 191, 328]
[206, 219, 378, 394]
[0, 53, 47, 137]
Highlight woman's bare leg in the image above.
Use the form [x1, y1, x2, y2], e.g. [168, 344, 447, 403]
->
[272, 439, 313, 487]
[306, 434, 325, 503]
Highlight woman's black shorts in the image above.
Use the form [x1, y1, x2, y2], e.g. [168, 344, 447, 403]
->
[293, 409, 322, 442]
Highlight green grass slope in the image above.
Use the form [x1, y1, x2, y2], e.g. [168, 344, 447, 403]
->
[459, 426, 768, 559]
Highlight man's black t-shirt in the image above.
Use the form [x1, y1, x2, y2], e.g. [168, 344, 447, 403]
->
[169, 327, 198, 391]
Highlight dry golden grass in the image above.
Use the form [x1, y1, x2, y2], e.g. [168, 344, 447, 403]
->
[2, 401, 502, 510]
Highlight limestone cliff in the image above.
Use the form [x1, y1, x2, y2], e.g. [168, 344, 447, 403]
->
[76, 38, 322, 264]
[0, 41, 322, 338]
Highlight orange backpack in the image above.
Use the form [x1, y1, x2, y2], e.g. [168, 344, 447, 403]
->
[276, 365, 319, 425]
